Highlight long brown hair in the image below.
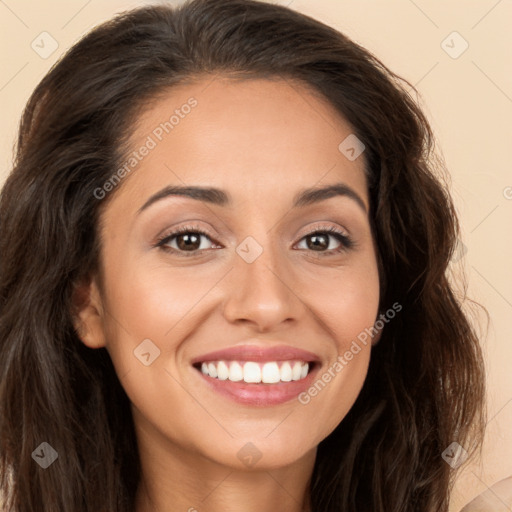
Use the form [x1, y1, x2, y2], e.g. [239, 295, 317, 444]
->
[0, 0, 486, 510]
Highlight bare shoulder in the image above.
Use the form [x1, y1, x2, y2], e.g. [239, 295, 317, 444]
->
[460, 476, 512, 511]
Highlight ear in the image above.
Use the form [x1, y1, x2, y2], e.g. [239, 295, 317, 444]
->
[371, 328, 382, 346]
[371, 311, 385, 346]
[70, 274, 107, 349]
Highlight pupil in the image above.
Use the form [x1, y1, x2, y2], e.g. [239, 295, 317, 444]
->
[178, 233, 199, 251]
[309, 234, 328, 251]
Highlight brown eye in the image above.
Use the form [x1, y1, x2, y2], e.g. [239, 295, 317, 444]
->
[156, 225, 219, 257]
[296, 227, 353, 255]
[174, 232, 203, 251]
[306, 233, 330, 251]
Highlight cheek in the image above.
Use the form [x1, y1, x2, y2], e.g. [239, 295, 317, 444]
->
[99, 256, 229, 387]
[101, 254, 214, 340]
[98, 264, 209, 443]
[303, 262, 380, 348]
[284, 263, 379, 437]
[329, 286, 378, 345]
[293, 313, 375, 447]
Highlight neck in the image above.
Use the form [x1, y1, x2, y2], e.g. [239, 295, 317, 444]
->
[133, 421, 316, 512]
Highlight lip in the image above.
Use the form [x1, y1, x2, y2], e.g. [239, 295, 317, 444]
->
[190, 341, 321, 407]
[194, 363, 320, 406]
[191, 342, 321, 365]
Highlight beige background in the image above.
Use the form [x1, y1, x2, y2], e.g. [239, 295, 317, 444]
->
[1, 0, 511, 510]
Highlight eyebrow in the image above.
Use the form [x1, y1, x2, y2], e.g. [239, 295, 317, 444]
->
[137, 182, 367, 214]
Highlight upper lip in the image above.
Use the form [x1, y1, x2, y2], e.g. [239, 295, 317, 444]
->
[191, 342, 321, 365]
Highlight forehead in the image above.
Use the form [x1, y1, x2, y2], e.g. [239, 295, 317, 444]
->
[109, 76, 369, 213]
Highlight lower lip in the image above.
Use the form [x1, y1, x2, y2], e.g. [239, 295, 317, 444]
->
[194, 364, 320, 406]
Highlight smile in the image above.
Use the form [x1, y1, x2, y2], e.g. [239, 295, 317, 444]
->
[190, 342, 321, 406]
[198, 360, 310, 383]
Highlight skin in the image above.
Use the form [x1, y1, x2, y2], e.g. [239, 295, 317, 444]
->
[74, 76, 381, 512]
[460, 476, 512, 511]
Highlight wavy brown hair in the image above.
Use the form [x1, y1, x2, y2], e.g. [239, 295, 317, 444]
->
[0, 0, 486, 510]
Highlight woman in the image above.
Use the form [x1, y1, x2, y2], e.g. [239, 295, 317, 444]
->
[0, 0, 486, 510]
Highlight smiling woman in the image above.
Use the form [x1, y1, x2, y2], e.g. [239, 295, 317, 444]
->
[0, 1, 486, 511]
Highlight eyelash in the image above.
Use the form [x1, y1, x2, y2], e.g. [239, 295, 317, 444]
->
[154, 223, 354, 258]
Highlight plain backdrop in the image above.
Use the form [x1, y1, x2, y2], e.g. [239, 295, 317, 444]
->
[1, 1, 511, 510]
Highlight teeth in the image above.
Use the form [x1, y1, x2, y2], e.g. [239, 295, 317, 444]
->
[291, 361, 302, 381]
[280, 362, 292, 382]
[261, 362, 280, 383]
[229, 361, 243, 382]
[207, 362, 217, 378]
[217, 361, 229, 380]
[199, 360, 311, 383]
[243, 362, 261, 383]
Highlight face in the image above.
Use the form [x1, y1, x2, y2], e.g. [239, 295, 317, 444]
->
[76, 76, 380, 470]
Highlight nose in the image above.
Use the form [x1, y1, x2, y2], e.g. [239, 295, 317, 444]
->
[222, 240, 304, 331]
